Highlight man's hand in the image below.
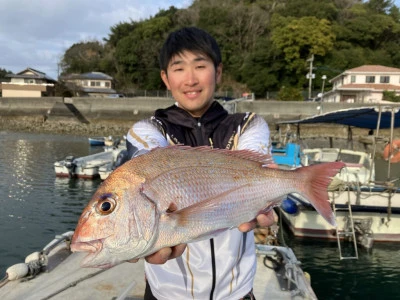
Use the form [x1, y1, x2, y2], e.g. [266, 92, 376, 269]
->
[144, 244, 187, 264]
[127, 244, 186, 264]
[238, 210, 278, 232]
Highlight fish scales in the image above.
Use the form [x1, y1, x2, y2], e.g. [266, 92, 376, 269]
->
[71, 146, 344, 268]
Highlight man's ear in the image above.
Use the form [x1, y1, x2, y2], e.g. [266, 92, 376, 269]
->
[216, 63, 223, 84]
[161, 70, 170, 90]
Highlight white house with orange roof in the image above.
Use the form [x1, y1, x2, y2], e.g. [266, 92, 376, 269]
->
[323, 65, 400, 103]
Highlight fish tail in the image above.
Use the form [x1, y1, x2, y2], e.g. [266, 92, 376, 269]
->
[295, 161, 345, 227]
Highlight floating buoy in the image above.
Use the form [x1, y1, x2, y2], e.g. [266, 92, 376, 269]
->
[281, 198, 298, 215]
[6, 263, 29, 280]
[383, 140, 400, 163]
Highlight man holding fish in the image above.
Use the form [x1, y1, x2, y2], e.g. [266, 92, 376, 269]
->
[71, 26, 343, 300]
[126, 26, 276, 300]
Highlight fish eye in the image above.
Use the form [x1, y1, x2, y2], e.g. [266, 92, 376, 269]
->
[96, 197, 116, 215]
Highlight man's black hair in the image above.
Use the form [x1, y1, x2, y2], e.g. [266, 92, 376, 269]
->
[159, 27, 222, 72]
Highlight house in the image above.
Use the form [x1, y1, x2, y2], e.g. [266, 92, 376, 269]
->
[323, 65, 400, 103]
[0, 67, 57, 97]
[60, 72, 117, 97]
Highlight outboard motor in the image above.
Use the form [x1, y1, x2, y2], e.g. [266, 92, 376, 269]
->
[113, 138, 122, 148]
[64, 156, 77, 178]
[114, 150, 129, 169]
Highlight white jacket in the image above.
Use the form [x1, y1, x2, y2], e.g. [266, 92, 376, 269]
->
[126, 114, 270, 300]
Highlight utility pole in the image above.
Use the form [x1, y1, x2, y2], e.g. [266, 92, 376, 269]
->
[307, 54, 314, 100]
[319, 75, 327, 114]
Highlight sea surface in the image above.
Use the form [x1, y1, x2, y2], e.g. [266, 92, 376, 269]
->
[0, 131, 399, 299]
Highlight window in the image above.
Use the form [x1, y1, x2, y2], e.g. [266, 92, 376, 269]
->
[366, 76, 375, 83]
[380, 76, 390, 83]
[96, 81, 100, 87]
[24, 79, 35, 84]
[83, 81, 88, 86]
[105, 82, 110, 87]
[90, 81, 95, 87]
[351, 75, 356, 83]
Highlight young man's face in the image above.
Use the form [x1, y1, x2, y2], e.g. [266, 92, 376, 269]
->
[161, 50, 222, 118]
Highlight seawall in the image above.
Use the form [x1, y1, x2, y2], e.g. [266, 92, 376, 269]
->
[0, 97, 399, 140]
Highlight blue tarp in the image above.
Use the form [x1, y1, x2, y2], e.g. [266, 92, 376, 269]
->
[277, 106, 400, 129]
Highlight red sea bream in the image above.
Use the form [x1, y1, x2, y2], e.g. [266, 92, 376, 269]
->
[71, 146, 344, 268]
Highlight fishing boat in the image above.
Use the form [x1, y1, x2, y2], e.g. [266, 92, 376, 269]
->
[302, 148, 374, 185]
[277, 106, 400, 256]
[272, 142, 304, 168]
[98, 147, 129, 180]
[88, 136, 114, 147]
[54, 138, 126, 179]
[54, 150, 114, 179]
[88, 136, 106, 146]
[0, 231, 317, 299]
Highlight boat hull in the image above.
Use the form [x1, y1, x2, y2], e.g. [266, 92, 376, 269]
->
[0, 234, 316, 300]
[54, 151, 114, 179]
[280, 188, 400, 243]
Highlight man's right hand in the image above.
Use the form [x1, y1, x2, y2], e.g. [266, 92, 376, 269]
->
[144, 244, 187, 264]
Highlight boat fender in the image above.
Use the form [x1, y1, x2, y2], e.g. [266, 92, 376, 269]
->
[304, 271, 311, 284]
[383, 140, 400, 163]
[281, 198, 298, 215]
[6, 263, 29, 280]
[25, 251, 40, 264]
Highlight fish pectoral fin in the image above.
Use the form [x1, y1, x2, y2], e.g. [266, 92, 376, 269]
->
[166, 202, 178, 213]
[168, 184, 251, 228]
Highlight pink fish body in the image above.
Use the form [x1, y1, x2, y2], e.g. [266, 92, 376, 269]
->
[71, 146, 344, 268]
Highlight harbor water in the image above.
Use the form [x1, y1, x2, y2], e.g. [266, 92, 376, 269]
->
[0, 131, 400, 299]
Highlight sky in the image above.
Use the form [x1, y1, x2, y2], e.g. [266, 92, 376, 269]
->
[2, 0, 400, 81]
[0, 0, 192, 80]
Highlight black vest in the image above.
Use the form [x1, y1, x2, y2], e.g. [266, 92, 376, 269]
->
[152, 101, 254, 149]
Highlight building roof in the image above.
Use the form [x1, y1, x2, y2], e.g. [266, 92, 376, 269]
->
[346, 65, 400, 73]
[61, 72, 113, 81]
[6, 67, 57, 82]
[329, 65, 400, 82]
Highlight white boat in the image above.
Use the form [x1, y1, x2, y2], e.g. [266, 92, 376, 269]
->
[277, 106, 400, 254]
[98, 147, 129, 180]
[54, 150, 114, 179]
[302, 147, 375, 185]
[55, 137, 127, 179]
[0, 231, 317, 300]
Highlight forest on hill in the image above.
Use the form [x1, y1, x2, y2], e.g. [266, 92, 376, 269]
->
[21, 0, 400, 99]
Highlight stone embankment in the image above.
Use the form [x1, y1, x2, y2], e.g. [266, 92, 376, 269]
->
[0, 97, 399, 146]
[0, 115, 134, 136]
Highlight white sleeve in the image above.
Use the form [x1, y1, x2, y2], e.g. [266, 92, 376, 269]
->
[236, 114, 271, 154]
[126, 120, 168, 152]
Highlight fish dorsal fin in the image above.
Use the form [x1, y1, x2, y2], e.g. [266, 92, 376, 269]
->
[150, 145, 274, 166]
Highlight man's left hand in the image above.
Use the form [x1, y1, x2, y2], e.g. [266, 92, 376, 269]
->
[238, 210, 278, 232]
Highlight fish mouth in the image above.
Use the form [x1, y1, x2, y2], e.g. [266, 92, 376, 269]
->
[70, 238, 104, 253]
[70, 237, 119, 268]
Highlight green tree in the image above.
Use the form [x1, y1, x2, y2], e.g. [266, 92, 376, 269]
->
[56, 0, 400, 97]
[60, 40, 106, 75]
[271, 16, 336, 76]
[113, 13, 175, 90]
[277, 86, 303, 101]
[0, 68, 13, 79]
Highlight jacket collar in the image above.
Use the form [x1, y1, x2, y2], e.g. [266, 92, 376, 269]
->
[154, 101, 228, 129]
